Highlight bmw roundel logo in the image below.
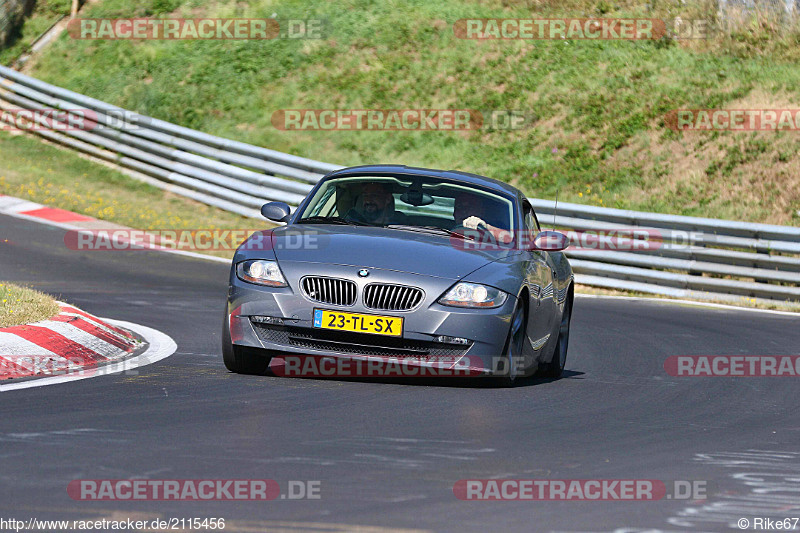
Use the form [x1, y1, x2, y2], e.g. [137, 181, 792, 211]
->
[358, 269, 370, 278]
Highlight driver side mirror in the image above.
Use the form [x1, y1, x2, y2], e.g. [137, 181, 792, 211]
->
[261, 202, 292, 223]
[531, 230, 569, 251]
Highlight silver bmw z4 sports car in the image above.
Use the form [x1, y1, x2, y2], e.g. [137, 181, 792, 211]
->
[223, 165, 574, 386]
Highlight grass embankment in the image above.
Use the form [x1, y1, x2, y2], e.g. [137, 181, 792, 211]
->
[8, 0, 800, 225]
[0, 282, 60, 327]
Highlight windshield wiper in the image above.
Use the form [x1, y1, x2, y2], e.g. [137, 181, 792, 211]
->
[385, 224, 472, 240]
[297, 216, 370, 226]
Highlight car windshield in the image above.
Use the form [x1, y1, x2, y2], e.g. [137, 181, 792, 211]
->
[296, 176, 516, 238]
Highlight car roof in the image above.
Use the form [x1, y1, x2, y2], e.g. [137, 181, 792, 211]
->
[323, 165, 524, 200]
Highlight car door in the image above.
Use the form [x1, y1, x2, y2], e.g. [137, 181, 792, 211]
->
[521, 201, 557, 363]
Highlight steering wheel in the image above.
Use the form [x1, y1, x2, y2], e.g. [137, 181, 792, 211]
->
[451, 222, 494, 244]
[452, 221, 489, 232]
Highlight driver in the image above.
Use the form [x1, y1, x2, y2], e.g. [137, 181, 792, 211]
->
[453, 191, 513, 244]
[346, 182, 408, 225]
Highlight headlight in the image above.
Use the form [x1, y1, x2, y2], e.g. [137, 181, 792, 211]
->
[236, 260, 288, 287]
[438, 282, 508, 308]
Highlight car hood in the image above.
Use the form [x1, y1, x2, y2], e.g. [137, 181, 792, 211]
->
[242, 224, 518, 280]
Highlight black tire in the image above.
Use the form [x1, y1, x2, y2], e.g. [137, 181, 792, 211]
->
[222, 311, 270, 375]
[540, 294, 572, 379]
[493, 302, 526, 387]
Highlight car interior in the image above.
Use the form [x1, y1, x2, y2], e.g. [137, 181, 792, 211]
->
[324, 180, 508, 230]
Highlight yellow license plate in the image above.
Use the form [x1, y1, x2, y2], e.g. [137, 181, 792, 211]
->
[313, 309, 403, 337]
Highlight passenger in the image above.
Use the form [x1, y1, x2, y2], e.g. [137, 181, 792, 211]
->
[345, 182, 408, 225]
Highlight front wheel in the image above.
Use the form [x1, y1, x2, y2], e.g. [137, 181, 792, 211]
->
[540, 295, 572, 378]
[222, 311, 270, 375]
[493, 302, 526, 387]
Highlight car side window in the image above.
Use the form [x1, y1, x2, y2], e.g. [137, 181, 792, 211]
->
[523, 203, 539, 234]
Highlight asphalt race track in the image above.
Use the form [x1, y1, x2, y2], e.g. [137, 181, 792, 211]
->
[1, 212, 799, 532]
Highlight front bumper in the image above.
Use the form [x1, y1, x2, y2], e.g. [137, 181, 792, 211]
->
[226, 262, 518, 376]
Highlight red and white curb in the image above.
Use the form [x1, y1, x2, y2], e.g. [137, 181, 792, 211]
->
[0, 302, 177, 392]
[0, 194, 229, 263]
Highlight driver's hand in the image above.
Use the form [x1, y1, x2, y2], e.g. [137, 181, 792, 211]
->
[462, 216, 487, 229]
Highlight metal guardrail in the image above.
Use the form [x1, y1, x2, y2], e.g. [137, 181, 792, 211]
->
[0, 64, 332, 218]
[0, 65, 798, 307]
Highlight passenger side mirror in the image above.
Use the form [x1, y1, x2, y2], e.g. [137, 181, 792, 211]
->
[531, 230, 569, 251]
[261, 202, 292, 223]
